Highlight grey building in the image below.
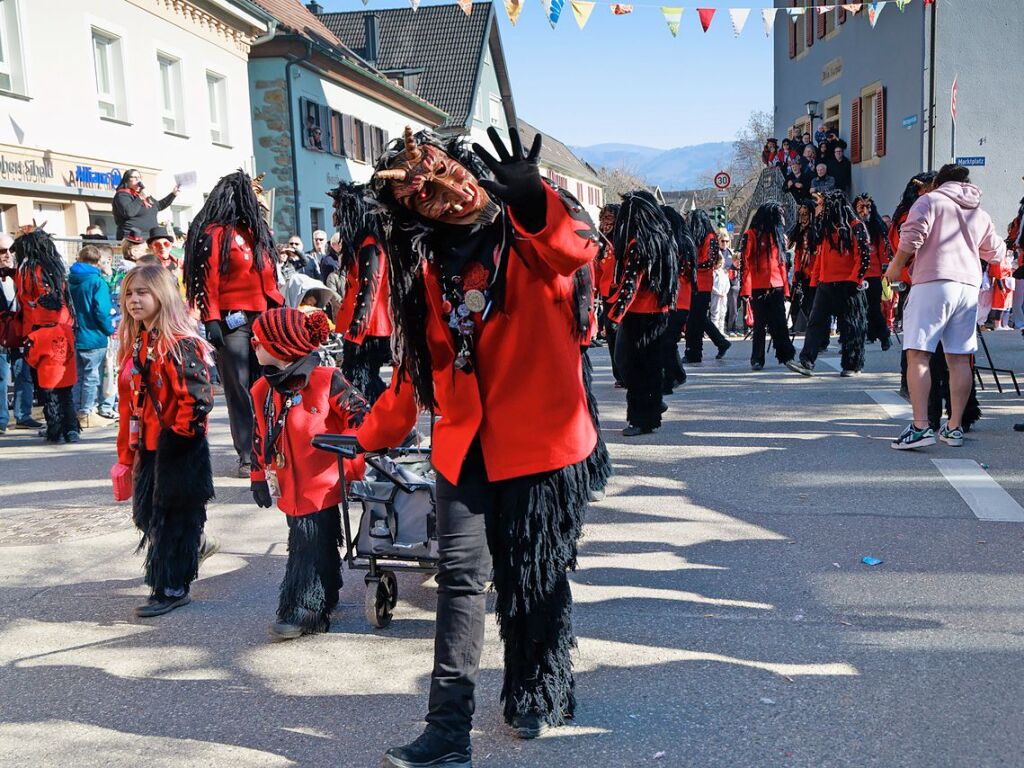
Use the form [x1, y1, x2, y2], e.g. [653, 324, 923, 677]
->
[774, 1, 1024, 223]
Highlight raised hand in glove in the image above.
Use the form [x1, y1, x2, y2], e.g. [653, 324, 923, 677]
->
[473, 126, 546, 233]
[205, 320, 225, 349]
[251, 480, 273, 508]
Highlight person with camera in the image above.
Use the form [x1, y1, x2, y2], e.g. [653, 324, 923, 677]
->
[112, 170, 179, 241]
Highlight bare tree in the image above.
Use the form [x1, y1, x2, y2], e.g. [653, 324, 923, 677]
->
[595, 165, 655, 203]
[723, 109, 774, 213]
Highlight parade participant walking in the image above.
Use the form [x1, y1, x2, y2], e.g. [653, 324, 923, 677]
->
[886, 164, 1006, 449]
[596, 203, 622, 385]
[248, 307, 367, 641]
[855, 194, 894, 350]
[68, 244, 115, 427]
[358, 126, 599, 768]
[183, 171, 283, 477]
[112, 170, 179, 240]
[684, 209, 731, 363]
[111, 265, 216, 617]
[740, 202, 800, 372]
[608, 192, 678, 436]
[0, 233, 39, 433]
[328, 182, 393, 404]
[14, 229, 80, 443]
[788, 201, 817, 331]
[790, 191, 871, 377]
[660, 205, 695, 394]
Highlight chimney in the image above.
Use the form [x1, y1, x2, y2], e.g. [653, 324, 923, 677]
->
[363, 14, 380, 66]
[306, 1, 324, 14]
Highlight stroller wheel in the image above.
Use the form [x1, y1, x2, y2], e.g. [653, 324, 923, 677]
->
[365, 576, 394, 629]
[382, 570, 399, 609]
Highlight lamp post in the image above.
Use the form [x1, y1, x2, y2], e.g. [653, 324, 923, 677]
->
[805, 99, 822, 142]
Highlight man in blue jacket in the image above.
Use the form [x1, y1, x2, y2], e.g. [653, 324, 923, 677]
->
[69, 244, 115, 428]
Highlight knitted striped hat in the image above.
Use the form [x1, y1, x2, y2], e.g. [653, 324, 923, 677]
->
[253, 307, 330, 362]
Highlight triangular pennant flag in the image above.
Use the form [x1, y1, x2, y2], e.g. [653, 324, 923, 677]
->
[542, 0, 565, 28]
[457, 0, 473, 15]
[842, 3, 861, 14]
[570, 0, 594, 28]
[360, 0, 368, 5]
[697, 7, 716, 32]
[817, 4, 835, 14]
[610, 3, 633, 14]
[868, 1, 886, 27]
[409, 0, 419, 10]
[786, 7, 806, 19]
[504, 0, 524, 24]
[729, 8, 750, 37]
[761, 7, 777, 36]
[662, 6, 683, 37]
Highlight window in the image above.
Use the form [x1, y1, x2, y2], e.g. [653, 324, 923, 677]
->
[92, 28, 127, 120]
[474, 95, 483, 123]
[310, 207, 325, 235]
[823, 95, 841, 136]
[788, 2, 809, 59]
[301, 97, 327, 151]
[0, 0, 27, 95]
[157, 54, 184, 134]
[489, 94, 503, 128]
[816, 2, 838, 39]
[851, 84, 886, 164]
[206, 71, 229, 144]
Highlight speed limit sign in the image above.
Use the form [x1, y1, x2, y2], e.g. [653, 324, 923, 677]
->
[714, 171, 732, 190]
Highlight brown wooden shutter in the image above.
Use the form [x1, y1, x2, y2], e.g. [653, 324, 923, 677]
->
[875, 86, 887, 157]
[839, 5, 847, 23]
[319, 104, 331, 152]
[361, 123, 372, 163]
[788, 8, 796, 58]
[817, 3, 827, 38]
[805, 6, 814, 47]
[850, 97, 862, 164]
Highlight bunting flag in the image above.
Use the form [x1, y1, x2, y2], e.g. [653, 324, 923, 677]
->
[867, 1, 886, 27]
[611, 3, 633, 13]
[728, 7, 750, 36]
[842, 3, 861, 14]
[360, 0, 369, 5]
[697, 7, 716, 31]
[504, 0, 524, 24]
[662, 6, 683, 36]
[457, 0, 473, 15]
[571, 0, 595, 28]
[542, 0, 565, 28]
[817, 4, 835, 14]
[409, 0, 419, 11]
[895, 0, 910, 9]
[786, 7, 806, 19]
[760, 7, 777, 36]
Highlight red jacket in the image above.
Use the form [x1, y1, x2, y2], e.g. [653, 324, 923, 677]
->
[334, 235, 393, 344]
[817, 222, 870, 284]
[863, 235, 890, 279]
[594, 242, 616, 299]
[676, 272, 692, 310]
[251, 366, 367, 516]
[15, 266, 73, 331]
[695, 233, 717, 293]
[606, 238, 671, 320]
[25, 323, 76, 389]
[200, 225, 283, 322]
[740, 230, 789, 297]
[889, 213, 914, 285]
[116, 332, 214, 466]
[357, 184, 599, 484]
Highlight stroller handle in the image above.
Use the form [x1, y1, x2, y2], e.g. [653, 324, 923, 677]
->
[312, 433, 360, 459]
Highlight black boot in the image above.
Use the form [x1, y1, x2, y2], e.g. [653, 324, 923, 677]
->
[383, 730, 472, 768]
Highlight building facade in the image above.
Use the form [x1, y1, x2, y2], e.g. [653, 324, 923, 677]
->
[518, 119, 604, 222]
[0, 0, 272, 244]
[774, 1, 1024, 222]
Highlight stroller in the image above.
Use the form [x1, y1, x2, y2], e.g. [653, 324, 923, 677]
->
[312, 433, 438, 629]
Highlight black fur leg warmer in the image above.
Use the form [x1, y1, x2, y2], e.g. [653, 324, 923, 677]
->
[582, 351, 611, 494]
[277, 506, 342, 633]
[839, 290, 867, 372]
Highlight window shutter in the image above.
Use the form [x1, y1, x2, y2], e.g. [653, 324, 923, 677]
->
[806, 8, 814, 48]
[319, 104, 331, 152]
[817, 3, 826, 38]
[299, 98, 311, 148]
[361, 123, 372, 163]
[874, 86, 887, 157]
[788, 8, 796, 58]
[850, 97, 862, 164]
[343, 114, 355, 157]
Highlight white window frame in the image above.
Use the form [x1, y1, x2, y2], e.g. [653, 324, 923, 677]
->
[473, 94, 483, 124]
[206, 71, 229, 145]
[488, 94, 502, 128]
[0, 0, 27, 95]
[861, 86, 878, 162]
[92, 27, 126, 120]
[157, 52, 185, 135]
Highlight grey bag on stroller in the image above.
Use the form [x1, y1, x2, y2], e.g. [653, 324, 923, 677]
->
[350, 456, 437, 561]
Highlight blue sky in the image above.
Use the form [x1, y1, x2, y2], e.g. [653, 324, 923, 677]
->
[318, 0, 774, 150]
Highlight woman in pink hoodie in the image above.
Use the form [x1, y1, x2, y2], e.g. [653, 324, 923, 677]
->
[886, 164, 1006, 450]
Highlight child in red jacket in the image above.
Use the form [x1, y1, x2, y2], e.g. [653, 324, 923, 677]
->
[249, 307, 368, 641]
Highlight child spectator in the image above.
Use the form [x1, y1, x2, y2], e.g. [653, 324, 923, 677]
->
[248, 307, 367, 641]
[69, 244, 115, 427]
[710, 253, 730, 332]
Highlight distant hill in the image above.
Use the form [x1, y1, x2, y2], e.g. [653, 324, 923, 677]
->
[571, 141, 734, 190]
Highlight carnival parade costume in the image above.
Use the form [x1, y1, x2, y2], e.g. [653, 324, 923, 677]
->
[183, 171, 283, 473]
[327, 182, 393, 405]
[354, 127, 600, 765]
[740, 202, 797, 370]
[683, 209, 731, 363]
[659, 205, 695, 394]
[249, 308, 368, 640]
[13, 229, 80, 442]
[855, 193, 894, 350]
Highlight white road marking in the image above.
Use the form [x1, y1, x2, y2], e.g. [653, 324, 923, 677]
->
[865, 390, 913, 421]
[819, 357, 843, 371]
[932, 459, 1024, 523]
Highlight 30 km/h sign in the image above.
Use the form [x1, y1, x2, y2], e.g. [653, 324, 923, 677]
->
[714, 171, 732, 190]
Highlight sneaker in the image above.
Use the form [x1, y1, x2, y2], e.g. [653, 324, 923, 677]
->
[891, 423, 936, 451]
[751, 362, 764, 371]
[64, 431, 81, 444]
[199, 533, 220, 565]
[15, 418, 43, 430]
[622, 424, 656, 437]
[97, 408, 119, 420]
[840, 369, 860, 378]
[383, 730, 472, 768]
[510, 713, 549, 740]
[939, 425, 964, 447]
[785, 360, 813, 377]
[134, 591, 192, 618]
[268, 621, 307, 642]
[237, 460, 251, 479]
[715, 341, 732, 360]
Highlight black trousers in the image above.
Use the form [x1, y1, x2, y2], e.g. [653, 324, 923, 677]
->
[799, 282, 867, 372]
[750, 289, 795, 367]
[614, 312, 667, 431]
[864, 277, 892, 344]
[40, 385, 78, 441]
[215, 316, 261, 461]
[605, 319, 622, 384]
[278, 506, 342, 633]
[661, 309, 688, 391]
[426, 443, 585, 744]
[684, 290, 728, 362]
[341, 336, 391, 405]
[725, 286, 741, 333]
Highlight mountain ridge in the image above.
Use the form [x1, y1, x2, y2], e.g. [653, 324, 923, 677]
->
[571, 140, 735, 191]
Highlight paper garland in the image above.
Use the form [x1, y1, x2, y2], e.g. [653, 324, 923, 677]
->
[457, 0, 473, 14]
[728, 7, 750, 37]
[542, 0, 565, 27]
[409, 0, 419, 11]
[571, 0, 595, 27]
[761, 7, 777, 36]
[611, 3, 633, 13]
[662, 6, 682, 36]
[697, 7, 715, 31]
[504, 0, 524, 24]
[867, 1, 886, 27]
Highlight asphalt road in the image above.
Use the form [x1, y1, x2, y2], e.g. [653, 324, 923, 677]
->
[1, 330, 1023, 768]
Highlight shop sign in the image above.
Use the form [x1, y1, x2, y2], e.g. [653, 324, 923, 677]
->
[821, 58, 843, 86]
[0, 154, 55, 184]
[74, 165, 122, 189]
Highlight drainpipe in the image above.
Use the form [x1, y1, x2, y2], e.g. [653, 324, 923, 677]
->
[926, 1, 937, 171]
[250, 19, 278, 47]
[285, 41, 313, 239]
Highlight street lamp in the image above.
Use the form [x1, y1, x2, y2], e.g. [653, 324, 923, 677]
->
[805, 99, 822, 140]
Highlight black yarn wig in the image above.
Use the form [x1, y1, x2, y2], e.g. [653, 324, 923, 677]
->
[892, 171, 937, 225]
[183, 170, 275, 314]
[688, 209, 721, 270]
[748, 201, 788, 269]
[855, 193, 893, 260]
[787, 202, 816, 250]
[13, 229, 74, 320]
[610, 191, 678, 316]
[816, 190, 871, 267]
[327, 181, 383, 274]
[661, 205, 697, 285]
